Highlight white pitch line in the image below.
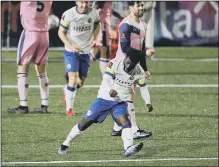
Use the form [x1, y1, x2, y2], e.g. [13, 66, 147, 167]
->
[1, 84, 218, 88]
[1, 157, 218, 165]
[151, 57, 218, 62]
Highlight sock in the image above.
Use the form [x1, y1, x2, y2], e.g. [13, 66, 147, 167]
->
[64, 85, 77, 107]
[99, 58, 109, 74]
[65, 85, 76, 112]
[127, 101, 139, 134]
[63, 124, 81, 146]
[17, 73, 28, 107]
[38, 73, 49, 106]
[121, 124, 133, 150]
[113, 122, 122, 131]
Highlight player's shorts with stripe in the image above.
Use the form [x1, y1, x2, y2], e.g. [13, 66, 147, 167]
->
[64, 50, 91, 78]
[84, 98, 128, 123]
[17, 30, 49, 65]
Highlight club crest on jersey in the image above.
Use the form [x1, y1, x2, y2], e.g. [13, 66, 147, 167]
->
[66, 64, 71, 69]
[121, 33, 126, 39]
[88, 18, 92, 23]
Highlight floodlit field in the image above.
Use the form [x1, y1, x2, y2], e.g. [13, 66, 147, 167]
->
[1, 47, 218, 166]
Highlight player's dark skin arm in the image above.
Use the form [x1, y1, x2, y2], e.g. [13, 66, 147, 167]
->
[120, 23, 148, 71]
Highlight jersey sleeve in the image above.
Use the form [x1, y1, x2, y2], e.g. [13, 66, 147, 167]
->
[142, 22, 147, 51]
[136, 71, 147, 87]
[60, 11, 70, 29]
[119, 23, 131, 49]
[104, 60, 116, 78]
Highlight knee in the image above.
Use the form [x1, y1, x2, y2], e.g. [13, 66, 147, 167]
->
[117, 115, 131, 128]
[78, 119, 93, 131]
[68, 73, 78, 86]
[64, 73, 69, 83]
[122, 121, 131, 129]
[77, 78, 86, 89]
[17, 65, 28, 73]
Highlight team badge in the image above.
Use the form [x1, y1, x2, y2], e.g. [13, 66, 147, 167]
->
[86, 110, 92, 116]
[88, 18, 92, 23]
[121, 33, 126, 39]
[67, 64, 71, 69]
[129, 76, 134, 80]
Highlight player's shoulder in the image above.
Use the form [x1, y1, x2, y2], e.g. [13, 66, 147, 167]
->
[109, 57, 123, 67]
[62, 6, 75, 16]
[140, 20, 147, 28]
[87, 7, 99, 16]
[120, 16, 131, 26]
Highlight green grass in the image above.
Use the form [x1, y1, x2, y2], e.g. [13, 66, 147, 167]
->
[1, 47, 218, 166]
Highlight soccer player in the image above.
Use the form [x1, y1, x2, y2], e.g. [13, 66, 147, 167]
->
[7, 1, 52, 114]
[59, 1, 100, 116]
[92, 1, 112, 74]
[58, 52, 152, 157]
[111, 1, 155, 139]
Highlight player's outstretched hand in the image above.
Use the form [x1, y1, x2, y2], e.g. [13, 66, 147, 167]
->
[146, 104, 153, 112]
[144, 71, 151, 80]
[72, 45, 80, 53]
[109, 89, 118, 97]
[146, 48, 155, 57]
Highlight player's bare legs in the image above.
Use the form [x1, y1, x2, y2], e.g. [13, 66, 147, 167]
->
[58, 114, 143, 157]
[112, 88, 153, 139]
[34, 64, 49, 113]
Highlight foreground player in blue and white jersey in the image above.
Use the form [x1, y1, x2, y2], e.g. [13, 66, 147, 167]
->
[58, 52, 152, 157]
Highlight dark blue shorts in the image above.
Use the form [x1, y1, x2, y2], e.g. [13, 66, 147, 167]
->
[84, 98, 128, 123]
[64, 50, 90, 77]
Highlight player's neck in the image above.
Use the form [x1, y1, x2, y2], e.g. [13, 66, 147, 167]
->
[130, 13, 140, 23]
[76, 7, 87, 14]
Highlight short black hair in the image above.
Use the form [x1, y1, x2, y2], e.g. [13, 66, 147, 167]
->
[128, 1, 142, 6]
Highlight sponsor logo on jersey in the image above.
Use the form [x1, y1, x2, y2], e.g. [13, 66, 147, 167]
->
[72, 25, 91, 32]
[115, 78, 133, 87]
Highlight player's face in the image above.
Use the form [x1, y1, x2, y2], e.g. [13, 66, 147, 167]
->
[123, 57, 136, 72]
[76, 1, 89, 14]
[131, 2, 145, 18]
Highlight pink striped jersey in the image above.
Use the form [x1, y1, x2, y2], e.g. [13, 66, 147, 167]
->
[20, 1, 52, 31]
[116, 15, 147, 58]
[99, 2, 112, 23]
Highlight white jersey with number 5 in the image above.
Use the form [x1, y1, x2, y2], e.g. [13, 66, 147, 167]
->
[97, 58, 147, 102]
[60, 6, 100, 54]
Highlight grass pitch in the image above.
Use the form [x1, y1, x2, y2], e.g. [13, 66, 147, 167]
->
[1, 47, 218, 166]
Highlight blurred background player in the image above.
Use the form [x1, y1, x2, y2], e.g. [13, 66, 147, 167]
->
[48, 9, 59, 30]
[59, 1, 100, 116]
[7, 1, 52, 114]
[91, 1, 112, 75]
[143, 1, 156, 48]
[111, 1, 155, 139]
[58, 52, 153, 157]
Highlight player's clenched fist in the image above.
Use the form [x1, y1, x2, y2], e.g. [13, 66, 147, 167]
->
[71, 44, 80, 53]
[146, 48, 155, 57]
[109, 89, 118, 97]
